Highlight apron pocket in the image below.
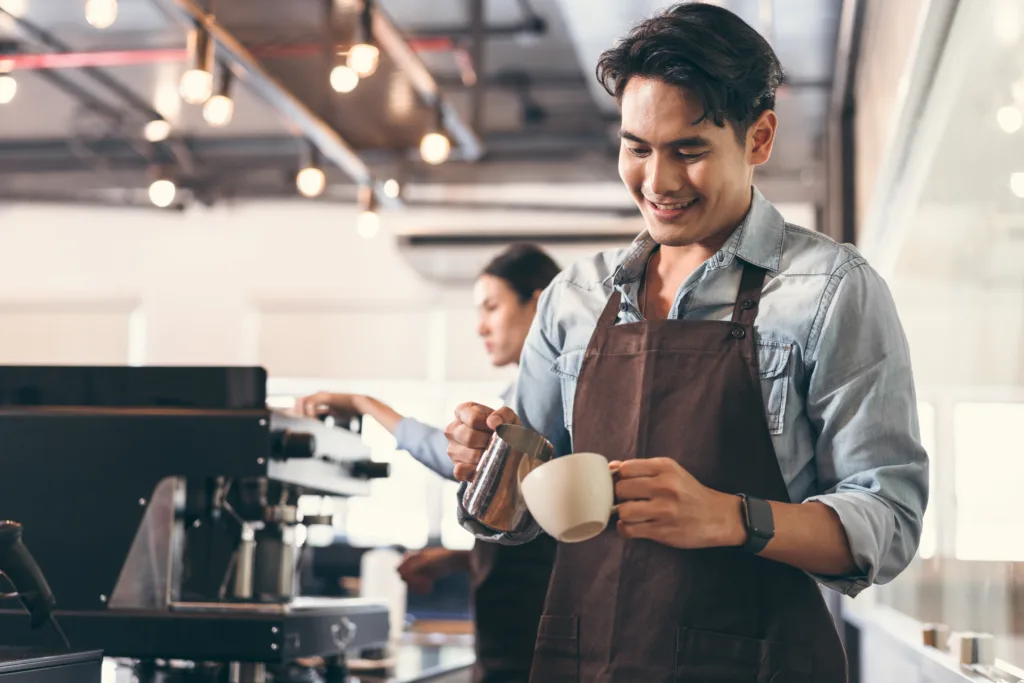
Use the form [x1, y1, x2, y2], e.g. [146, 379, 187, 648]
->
[530, 615, 579, 683]
[675, 627, 812, 683]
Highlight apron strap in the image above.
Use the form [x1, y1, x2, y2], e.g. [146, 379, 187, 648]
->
[598, 290, 623, 329]
[731, 262, 768, 324]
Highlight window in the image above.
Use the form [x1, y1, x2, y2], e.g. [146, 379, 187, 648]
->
[916, 402, 937, 560]
[952, 402, 1024, 562]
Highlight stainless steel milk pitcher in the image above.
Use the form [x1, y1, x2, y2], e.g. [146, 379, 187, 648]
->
[460, 423, 554, 533]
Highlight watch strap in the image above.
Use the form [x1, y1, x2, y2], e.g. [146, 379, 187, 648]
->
[738, 494, 774, 554]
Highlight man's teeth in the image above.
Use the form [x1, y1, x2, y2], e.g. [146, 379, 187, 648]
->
[651, 199, 697, 210]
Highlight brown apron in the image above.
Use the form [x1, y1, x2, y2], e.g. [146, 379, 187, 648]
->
[471, 534, 557, 683]
[529, 261, 848, 683]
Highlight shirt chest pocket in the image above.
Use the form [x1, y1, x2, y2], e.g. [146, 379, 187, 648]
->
[757, 342, 792, 436]
[552, 349, 585, 436]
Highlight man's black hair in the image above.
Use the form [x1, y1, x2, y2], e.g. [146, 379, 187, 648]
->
[596, 2, 785, 140]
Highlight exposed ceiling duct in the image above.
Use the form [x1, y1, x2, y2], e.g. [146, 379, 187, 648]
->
[552, 0, 675, 114]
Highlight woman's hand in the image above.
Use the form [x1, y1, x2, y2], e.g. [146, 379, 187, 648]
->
[293, 392, 366, 422]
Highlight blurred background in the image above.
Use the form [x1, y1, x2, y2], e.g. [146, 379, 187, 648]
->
[0, 0, 1020, 681]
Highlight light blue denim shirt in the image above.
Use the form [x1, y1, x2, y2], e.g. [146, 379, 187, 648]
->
[396, 386, 514, 481]
[458, 187, 929, 598]
[395, 417, 455, 480]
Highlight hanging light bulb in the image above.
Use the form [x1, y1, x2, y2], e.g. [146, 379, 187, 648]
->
[419, 100, 451, 165]
[203, 64, 234, 127]
[297, 167, 326, 198]
[0, 75, 16, 105]
[997, 106, 1023, 134]
[420, 132, 451, 165]
[383, 179, 400, 199]
[84, 0, 118, 29]
[203, 93, 233, 126]
[356, 184, 379, 238]
[180, 24, 214, 104]
[1011, 172, 1024, 199]
[356, 210, 380, 238]
[347, 44, 379, 78]
[180, 69, 213, 104]
[296, 144, 326, 198]
[330, 65, 359, 93]
[143, 119, 171, 142]
[149, 179, 177, 208]
[347, 0, 379, 77]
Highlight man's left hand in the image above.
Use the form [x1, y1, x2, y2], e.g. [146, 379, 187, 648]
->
[613, 457, 746, 549]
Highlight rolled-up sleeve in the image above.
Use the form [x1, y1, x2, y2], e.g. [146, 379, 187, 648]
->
[803, 260, 929, 597]
[457, 284, 570, 544]
[395, 418, 456, 480]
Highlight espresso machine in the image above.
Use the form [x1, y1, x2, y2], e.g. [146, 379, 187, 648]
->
[0, 520, 103, 682]
[0, 366, 391, 682]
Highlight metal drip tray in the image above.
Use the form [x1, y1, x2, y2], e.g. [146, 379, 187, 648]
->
[169, 597, 386, 614]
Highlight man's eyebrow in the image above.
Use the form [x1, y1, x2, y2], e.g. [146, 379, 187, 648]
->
[619, 130, 712, 147]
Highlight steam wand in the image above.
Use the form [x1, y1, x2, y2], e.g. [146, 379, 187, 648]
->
[0, 521, 68, 649]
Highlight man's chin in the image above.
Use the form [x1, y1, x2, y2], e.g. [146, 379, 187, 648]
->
[644, 221, 702, 248]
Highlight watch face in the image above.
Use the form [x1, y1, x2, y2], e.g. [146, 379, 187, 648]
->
[747, 496, 774, 538]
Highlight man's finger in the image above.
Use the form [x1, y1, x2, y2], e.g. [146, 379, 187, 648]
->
[447, 443, 481, 466]
[616, 500, 659, 524]
[614, 477, 656, 502]
[615, 457, 674, 479]
[453, 462, 477, 482]
[485, 406, 520, 431]
[446, 421, 493, 450]
[454, 402, 494, 430]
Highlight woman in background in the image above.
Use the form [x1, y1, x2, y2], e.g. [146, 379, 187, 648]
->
[295, 243, 561, 683]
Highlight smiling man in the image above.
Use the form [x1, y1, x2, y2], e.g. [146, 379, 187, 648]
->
[444, 4, 928, 682]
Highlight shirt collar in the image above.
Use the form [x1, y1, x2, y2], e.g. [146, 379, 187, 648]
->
[610, 186, 786, 285]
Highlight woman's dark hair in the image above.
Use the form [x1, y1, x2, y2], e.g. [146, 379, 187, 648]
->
[481, 243, 561, 303]
[596, 2, 785, 140]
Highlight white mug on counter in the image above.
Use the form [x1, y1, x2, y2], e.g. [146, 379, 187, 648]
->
[520, 452, 615, 543]
[359, 547, 407, 644]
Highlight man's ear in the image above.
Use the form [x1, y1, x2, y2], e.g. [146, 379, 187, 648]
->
[748, 110, 778, 166]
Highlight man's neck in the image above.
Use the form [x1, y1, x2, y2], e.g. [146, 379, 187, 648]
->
[642, 193, 752, 319]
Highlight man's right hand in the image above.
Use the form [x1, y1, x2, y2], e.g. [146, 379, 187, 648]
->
[444, 403, 520, 482]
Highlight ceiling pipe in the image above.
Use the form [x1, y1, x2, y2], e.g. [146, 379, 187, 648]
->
[0, 36, 480, 72]
[0, 38, 463, 71]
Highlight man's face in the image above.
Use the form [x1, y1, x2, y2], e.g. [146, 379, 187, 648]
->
[617, 77, 777, 248]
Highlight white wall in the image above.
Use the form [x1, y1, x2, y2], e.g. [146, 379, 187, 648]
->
[0, 194, 817, 384]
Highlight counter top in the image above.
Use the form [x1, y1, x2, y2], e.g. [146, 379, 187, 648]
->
[349, 642, 473, 683]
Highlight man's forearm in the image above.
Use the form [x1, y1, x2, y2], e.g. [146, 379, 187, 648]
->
[718, 495, 858, 577]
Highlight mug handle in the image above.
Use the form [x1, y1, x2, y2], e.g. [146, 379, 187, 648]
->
[609, 462, 622, 519]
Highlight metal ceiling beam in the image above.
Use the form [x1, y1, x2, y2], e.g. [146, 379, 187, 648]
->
[370, 6, 484, 162]
[152, 0, 397, 205]
[406, 18, 547, 40]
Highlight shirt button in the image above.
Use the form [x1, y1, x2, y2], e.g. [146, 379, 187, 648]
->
[619, 302, 629, 312]
[740, 299, 754, 310]
[731, 327, 746, 339]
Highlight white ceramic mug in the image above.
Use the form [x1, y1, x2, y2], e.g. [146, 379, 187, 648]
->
[519, 452, 615, 543]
